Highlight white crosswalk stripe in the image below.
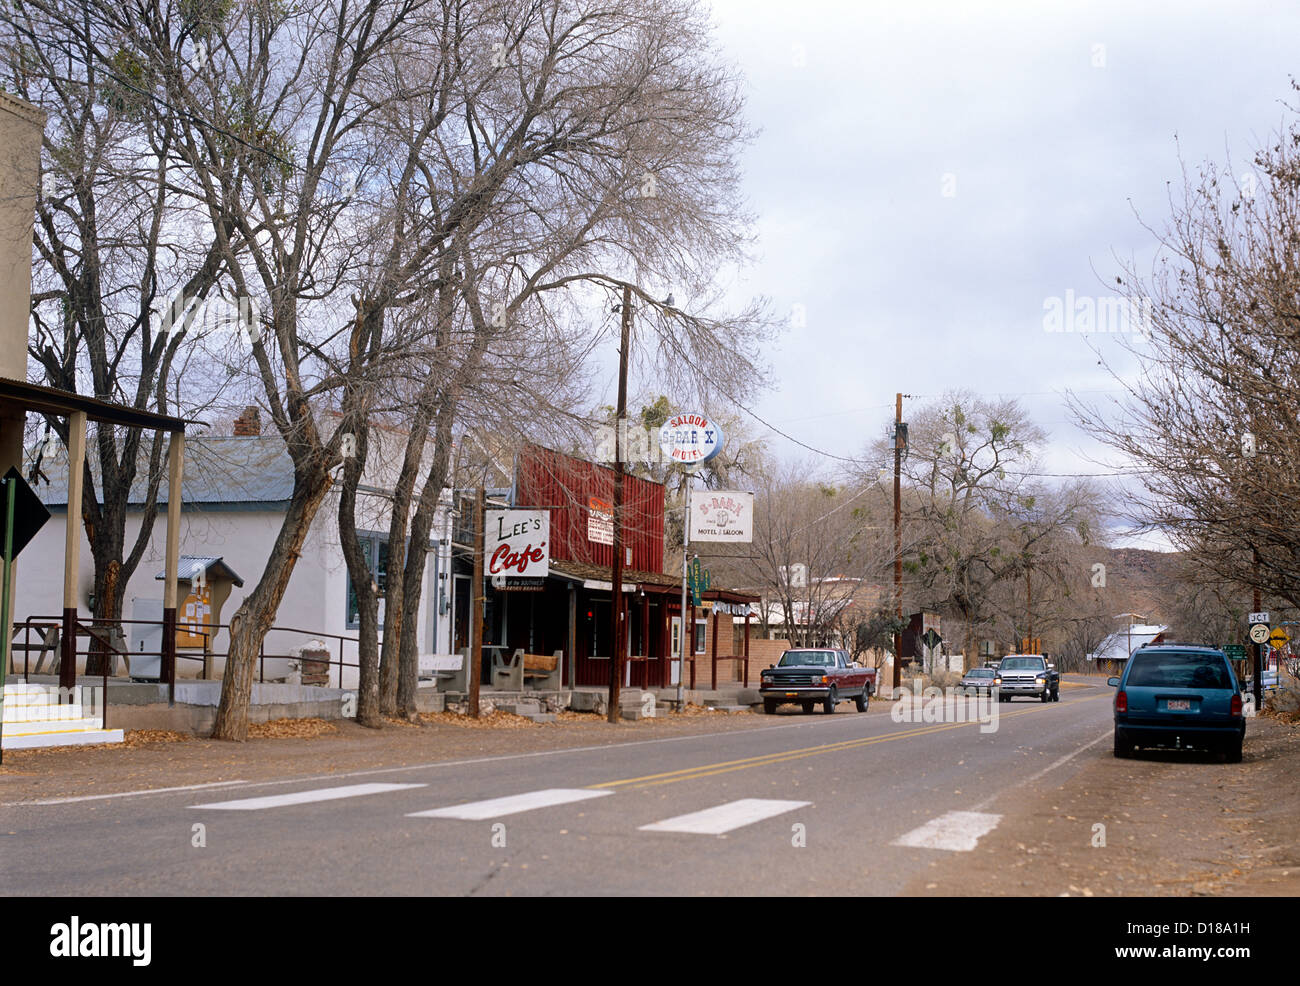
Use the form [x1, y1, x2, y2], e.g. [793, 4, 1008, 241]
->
[890, 810, 1002, 851]
[191, 782, 427, 810]
[407, 788, 613, 820]
[639, 798, 810, 835]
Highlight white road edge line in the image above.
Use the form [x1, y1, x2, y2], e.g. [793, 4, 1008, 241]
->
[639, 798, 810, 835]
[14, 780, 251, 807]
[973, 727, 1112, 811]
[891, 810, 1002, 852]
[192, 782, 426, 810]
[408, 788, 612, 820]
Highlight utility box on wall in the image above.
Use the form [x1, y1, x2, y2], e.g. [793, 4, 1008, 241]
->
[154, 556, 244, 676]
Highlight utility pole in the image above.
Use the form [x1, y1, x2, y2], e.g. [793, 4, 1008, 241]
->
[0, 474, 15, 766]
[608, 283, 633, 723]
[470, 487, 485, 718]
[892, 393, 904, 698]
[677, 482, 691, 712]
[1253, 546, 1263, 711]
[1026, 563, 1032, 653]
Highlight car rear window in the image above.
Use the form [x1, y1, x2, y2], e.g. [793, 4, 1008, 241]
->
[1126, 652, 1232, 689]
[966, 669, 994, 677]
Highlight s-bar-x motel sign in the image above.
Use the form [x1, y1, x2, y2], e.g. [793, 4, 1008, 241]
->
[659, 412, 723, 464]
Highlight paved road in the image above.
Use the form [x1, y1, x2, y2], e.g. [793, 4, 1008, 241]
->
[4, 680, 1115, 895]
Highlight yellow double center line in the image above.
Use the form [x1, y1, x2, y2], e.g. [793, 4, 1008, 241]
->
[589, 694, 1106, 790]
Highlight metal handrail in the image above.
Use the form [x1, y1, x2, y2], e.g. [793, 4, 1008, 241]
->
[8, 616, 363, 726]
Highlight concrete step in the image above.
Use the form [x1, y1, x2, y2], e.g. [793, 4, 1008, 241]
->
[2, 727, 124, 750]
[496, 701, 542, 716]
[3, 682, 58, 693]
[3, 716, 105, 736]
[2, 704, 89, 722]
[522, 712, 557, 723]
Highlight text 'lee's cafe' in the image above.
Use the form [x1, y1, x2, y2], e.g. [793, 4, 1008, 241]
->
[486, 509, 549, 589]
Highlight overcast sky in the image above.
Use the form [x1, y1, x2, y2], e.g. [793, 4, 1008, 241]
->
[667, 0, 1300, 546]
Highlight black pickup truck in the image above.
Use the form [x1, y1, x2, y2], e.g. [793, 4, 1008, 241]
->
[995, 654, 1059, 702]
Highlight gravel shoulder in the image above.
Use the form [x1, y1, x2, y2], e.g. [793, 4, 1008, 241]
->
[908, 713, 1300, 896]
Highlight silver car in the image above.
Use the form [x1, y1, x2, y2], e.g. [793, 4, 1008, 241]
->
[959, 667, 999, 694]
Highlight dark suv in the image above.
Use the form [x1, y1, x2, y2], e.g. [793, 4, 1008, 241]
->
[1109, 645, 1246, 761]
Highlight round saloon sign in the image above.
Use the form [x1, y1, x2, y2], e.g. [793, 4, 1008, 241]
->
[659, 411, 723, 464]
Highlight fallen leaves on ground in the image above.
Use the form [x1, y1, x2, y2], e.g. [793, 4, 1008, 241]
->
[123, 729, 193, 747]
[247, 718, 338, 739]
[418, 710, 540, 729]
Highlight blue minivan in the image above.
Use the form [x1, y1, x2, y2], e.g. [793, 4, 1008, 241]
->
[1108, 644, 1246, 761]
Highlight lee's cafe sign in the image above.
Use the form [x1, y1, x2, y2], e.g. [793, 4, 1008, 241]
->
[486, 510, 549, 586]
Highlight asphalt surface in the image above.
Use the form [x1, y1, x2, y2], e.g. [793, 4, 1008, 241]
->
[2, 679, 1118, 895]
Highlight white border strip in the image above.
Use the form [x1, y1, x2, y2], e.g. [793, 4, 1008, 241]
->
[408, 788, 612, 820]
[193, 782, 426, 810]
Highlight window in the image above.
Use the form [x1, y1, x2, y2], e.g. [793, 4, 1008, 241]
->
[694, 619, 706, 655]
[345, 533, 389, 630]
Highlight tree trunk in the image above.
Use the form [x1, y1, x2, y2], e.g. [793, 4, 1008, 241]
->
[396, 418, 457, 717]
[337, 423, 383, 728]
[211, 463, 332, 740]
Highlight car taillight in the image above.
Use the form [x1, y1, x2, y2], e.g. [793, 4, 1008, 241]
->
[1230, 694, 1242, 716]
[1115, 690, 1127, 713]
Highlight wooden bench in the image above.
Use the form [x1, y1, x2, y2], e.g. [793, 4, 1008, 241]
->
[491, 649, 562, 691]
[418, 651, 470, 692]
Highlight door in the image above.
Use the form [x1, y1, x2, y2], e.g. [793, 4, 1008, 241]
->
[669, 616, 682, 686]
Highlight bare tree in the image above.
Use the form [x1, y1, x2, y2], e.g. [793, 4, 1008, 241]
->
[1072, 99, 1300, 613]
[719, 459, 890, 647]
[3, 0, 232, 664]
[881, 392, 1101, 667]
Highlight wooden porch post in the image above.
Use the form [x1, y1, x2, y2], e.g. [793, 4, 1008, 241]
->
[566, 584, 577, 688]
[59, 410, 86, 694]
[661, 598, 671, 688]
[688, 598, 695, 690]
[639, 592, 649, 690]
[162, 431, 184, 706]
[711, 603, 719, 690]
[744, 608, 751, 686]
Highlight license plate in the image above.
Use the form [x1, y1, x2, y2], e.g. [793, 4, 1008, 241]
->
[1167, 699, 1191, 711]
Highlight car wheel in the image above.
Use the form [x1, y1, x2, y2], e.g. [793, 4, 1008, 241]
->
[823, 687, 837, 714]
[801, 701, 814, 714]
[855, 687, 869, 712]
[763, 699, 777, 715]
[1114, 729, 1134, 758]
[1040, 690, 1050, 703]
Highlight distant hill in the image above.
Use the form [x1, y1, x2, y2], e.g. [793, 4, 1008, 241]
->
[1099, 547, 1183, 623]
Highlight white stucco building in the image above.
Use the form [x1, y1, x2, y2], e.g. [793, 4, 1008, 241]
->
[13, 411, 454, 687]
